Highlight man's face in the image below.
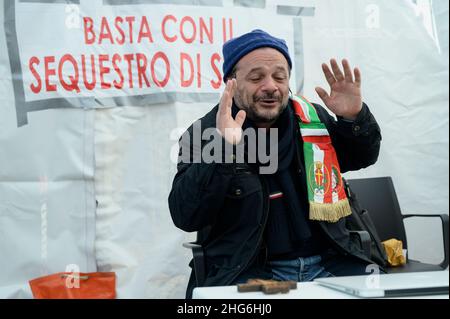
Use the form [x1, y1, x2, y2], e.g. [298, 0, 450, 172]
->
[232, 47, 290, 126]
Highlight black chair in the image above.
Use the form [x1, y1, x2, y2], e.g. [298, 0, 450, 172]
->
[347, 176, 449, 273]
[183, 227, 210, 287]
[183, 241, 206, 287]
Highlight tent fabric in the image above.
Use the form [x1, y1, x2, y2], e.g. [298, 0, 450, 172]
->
[0, 0, 448, 298]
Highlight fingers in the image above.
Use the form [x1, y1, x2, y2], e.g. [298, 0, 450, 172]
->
[235, 110, 247, 128]
[330, 59, 344, 81]
[218, 82, 229, 115]
[323, 59, 360, 85]
[315, 86, 330, 105]
[354, 67, 361, 87]
[342, 59, 353, 82]
[219, 79, 236, 116]
[230, 78, 237, 96]
[321, 63, 336, 87]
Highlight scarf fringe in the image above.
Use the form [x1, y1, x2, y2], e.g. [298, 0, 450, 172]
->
[309, 198, 352, 223]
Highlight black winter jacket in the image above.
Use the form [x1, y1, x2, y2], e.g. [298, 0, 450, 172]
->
[168, 99, 381, 298]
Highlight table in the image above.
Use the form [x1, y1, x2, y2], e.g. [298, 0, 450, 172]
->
[193, 281, 449, 299]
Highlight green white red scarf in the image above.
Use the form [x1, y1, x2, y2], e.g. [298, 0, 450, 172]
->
[291, 95, 352, 223]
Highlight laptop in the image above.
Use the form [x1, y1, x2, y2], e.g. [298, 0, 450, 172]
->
[314, 270, 449, 298]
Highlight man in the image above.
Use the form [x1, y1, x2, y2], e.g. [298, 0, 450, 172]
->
[169, 29, 381, 298]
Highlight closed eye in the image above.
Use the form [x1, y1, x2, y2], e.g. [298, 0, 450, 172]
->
[249, 77, 263, 82]
[273, 73, 288, 81]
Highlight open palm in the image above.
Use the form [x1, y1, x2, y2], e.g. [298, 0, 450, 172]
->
[216, 79, 246, 145]
[315, 59, 362, 120]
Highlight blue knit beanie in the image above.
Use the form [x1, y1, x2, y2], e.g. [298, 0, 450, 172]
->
[222, 29, 292, 82]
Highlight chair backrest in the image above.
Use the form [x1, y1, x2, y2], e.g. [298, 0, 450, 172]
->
[197, 225, 212, 244]
[347, 177, 408, 248]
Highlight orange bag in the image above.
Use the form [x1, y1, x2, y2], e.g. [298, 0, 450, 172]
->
[29, 272, 116, 299]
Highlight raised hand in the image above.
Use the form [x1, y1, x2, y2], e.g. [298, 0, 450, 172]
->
[216, 79, 246, 145]
[315, 59, 362, 120]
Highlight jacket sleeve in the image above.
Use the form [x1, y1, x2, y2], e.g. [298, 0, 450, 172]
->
[168, 124, 236, 232]
[313, 102, 382, 173]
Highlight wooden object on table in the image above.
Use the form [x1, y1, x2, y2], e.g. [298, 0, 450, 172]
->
[237, 279, 297, 294]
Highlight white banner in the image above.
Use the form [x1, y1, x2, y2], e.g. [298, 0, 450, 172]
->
[7, 0, 296, 126]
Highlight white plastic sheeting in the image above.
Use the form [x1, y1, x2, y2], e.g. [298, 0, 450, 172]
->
[300, 0, 449, 264]
[0, 0, 448, 298]
[94, 103, 208, 298]
[1, 1, 97, 301]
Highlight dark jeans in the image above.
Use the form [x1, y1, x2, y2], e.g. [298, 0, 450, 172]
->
[232, 249, 383, 284]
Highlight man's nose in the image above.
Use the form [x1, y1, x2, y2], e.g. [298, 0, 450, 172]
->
[261, 77, 278, 93]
